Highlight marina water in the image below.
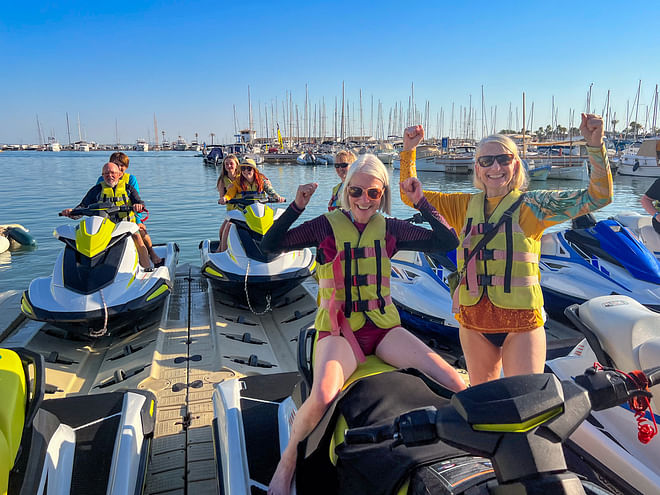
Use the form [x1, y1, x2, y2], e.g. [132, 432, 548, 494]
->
[0, 150, 653, 295]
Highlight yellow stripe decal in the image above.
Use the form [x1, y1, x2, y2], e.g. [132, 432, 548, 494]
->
[473, 406, 563, 433]
[204, 266, 224, 278]
[146, 284, 169, 302]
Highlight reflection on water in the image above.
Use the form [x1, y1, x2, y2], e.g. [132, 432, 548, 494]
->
[0, 151, 651, 293]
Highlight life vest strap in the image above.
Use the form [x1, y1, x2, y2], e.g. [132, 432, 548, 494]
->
[337, 246, 388, 260]
[318, 275, 390, 289]
[467, 274, 537, 288]
[469, 249, 539, 263]
[319, 295, 393, 312]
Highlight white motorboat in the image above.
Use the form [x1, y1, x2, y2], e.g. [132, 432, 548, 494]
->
[173, 136, 188, 151]
[393, 144, 442, 171]
[436, 145, 476, 174]
[134, 139, 149, 151]
[617, 137, 660, 177]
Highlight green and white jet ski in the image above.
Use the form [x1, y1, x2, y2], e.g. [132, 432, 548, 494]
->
[20, 203, 179, 337]
[1, 347, 156, 495]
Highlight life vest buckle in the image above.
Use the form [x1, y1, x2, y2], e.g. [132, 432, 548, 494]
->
[351, 275, 368, 286]
[478, 274, 493, 286]
[352, 300, 370, 312]
[478, 249, 495, 261]
[351, 247, 366, 259]
[478, 222, 494, 234]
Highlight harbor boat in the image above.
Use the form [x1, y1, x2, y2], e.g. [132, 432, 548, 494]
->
[617, 137, 660, 177]
[73, 140, 90, 152]
[393, 144, 442, 171]
[200, 195, 316, 309]
[435, 144, 476, 174]
[173, 136, 188, 151]
[614, 211, 660, 260]
[374, 142, 397, 165]
[46, 137, 61, 152]
[20, 203, 179, 337]
[522, 159, 551, 181]
[532, 140, 590, 180]
[296, 151, 316, 165]
[203, 145, 225, 166]
[134, 139, 149, 151]
[539, 215, 660, 322]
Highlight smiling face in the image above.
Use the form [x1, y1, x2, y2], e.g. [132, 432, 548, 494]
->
[334, 161, 349, 181]
[346, 172, 385, 224]
[475, 142, 519, 197]
[224, 157, 238, 178]
[101, 163, 121, 188]
[241, 165, 255, 182]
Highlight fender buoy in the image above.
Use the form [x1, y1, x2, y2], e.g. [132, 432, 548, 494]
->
[633, 159, 640, 172]
[6, 226, 37, 247]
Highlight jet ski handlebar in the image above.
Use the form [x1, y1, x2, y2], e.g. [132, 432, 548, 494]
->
[60, 202, 133, 218]
[226, 197, 285, 207]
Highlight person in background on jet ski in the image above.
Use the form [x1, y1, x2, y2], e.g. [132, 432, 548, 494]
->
[215, 154, 240, 253]
[641, 178, 660, 235]
[98, 152, 162, 266]
[328, 149, 357, 211]
[262, 153, 467, 495]
[60, 162, 152, 269]
[217, 157, 285, 251]
[399, 114, 612, 386]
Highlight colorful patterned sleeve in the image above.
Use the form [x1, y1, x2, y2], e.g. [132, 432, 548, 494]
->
[521, 145, 613, 235]
[399, 149, 472, 233]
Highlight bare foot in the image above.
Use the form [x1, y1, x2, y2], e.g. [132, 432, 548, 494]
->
[268, 456, 295, 495]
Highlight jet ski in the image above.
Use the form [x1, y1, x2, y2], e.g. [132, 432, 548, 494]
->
[1, 346, 156, 495]
[613, 211, 660, 260]
[20, 202, 179, 337]
[539, 215, 660, 322]
[547, 295, 660, 495]
[211, 326, 651, 494]
[200, 194, 316, 310]
[390, 249, 459, 343]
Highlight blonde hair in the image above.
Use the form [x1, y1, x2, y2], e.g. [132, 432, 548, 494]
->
[335, 149, 357, 164]
[341, 153, 391, 215]
[473, 134, 528, 192]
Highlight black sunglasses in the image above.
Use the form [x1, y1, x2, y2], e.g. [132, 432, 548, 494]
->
[347, 185, 384, 200]
[241, 165, 254, 172]
[334, 162, 349, 169]
[477, 154, 514, 168]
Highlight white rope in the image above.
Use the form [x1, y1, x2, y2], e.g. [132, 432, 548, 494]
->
[90, 289, 109, 337]
[244, 259, 271, 315]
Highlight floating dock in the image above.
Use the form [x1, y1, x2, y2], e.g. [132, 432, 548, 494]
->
[0, 266, 581, 494]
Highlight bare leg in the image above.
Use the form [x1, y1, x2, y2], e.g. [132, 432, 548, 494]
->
[216, 220, 230, 253]
[268, 336, 357, 495]
[501, 327, 546, 376]
[139, 224, 162, 264]
[375, 327, 467, 392]
[459, 325, 503, 386]
[132, 233, 151, 269]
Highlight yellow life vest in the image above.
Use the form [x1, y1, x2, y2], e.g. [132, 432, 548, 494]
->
[100, 177, 135, 222]
[328, 182, 343, 211]
[314, 210, 401, 335]
[222, 175, 239, 211]
[457, 190, 543, 311]
[234, 181, 260, 199]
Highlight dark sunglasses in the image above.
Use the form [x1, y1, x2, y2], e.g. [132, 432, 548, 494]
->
[335, 162, 349, 169]
[347, 185, 384, 200]
[477, 154, 514, 168]
[240, 165, 254, 172]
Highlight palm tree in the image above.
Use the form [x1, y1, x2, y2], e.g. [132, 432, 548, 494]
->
[210, 133, 215, 145]
[611, 119, 619, 135]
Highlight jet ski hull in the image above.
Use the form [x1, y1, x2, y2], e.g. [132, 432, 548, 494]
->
[22, 242, 179, 337]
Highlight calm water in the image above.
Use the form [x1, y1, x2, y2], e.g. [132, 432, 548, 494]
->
[0, 150, 652, 294]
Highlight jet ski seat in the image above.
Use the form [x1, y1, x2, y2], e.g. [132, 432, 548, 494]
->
[0, 348, 28, 495]
[571, 296, 660, 411]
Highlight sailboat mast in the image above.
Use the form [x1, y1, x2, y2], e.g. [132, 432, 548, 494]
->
[247, 85, 253, 132]
[522, 92, 527, 159]
[340, 81, 345, 143]
[66, 112, 72, 145]
[153, 114, 159, 149]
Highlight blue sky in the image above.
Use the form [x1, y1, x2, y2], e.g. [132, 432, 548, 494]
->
[2, 1, 660, 144]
